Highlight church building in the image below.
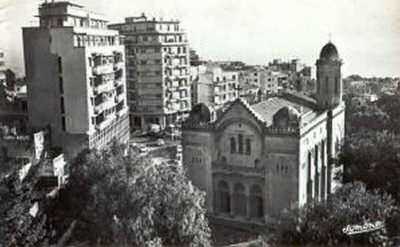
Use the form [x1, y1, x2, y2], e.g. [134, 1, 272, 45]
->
[182, 42, 345, 225]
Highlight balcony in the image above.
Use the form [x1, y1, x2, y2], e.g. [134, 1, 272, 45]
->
[116, 105, 128, 117]
[96, 113, 116, 131]
[94, 81, 114, 94]
[115, 93, 125, 103]
[114, 69, 123, 81]
[113, 61, 124, 71]
[94, 97, 114, 114]
[93, 63, 113, 75]
[114, 78, 124, 87]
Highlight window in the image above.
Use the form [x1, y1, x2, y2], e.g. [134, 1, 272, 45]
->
[60, 97, 65, 114]
[230, 137, 236, 154]
[61, 117, 66, 131]
[335, 77, 339, 94]
[59, 76, 64, 94]
[325, 77, 329, 93]
[57, 18, 63, 27]
[238, 134, 243, 154]
[58, 57, 62, 73]
[245, 138, 251, 155]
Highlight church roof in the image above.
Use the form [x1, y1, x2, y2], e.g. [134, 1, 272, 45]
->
[251, 97, 313, 126]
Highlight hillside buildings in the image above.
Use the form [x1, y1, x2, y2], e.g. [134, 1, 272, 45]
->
[23, 1, 129, 158]
[182, 42, 345, 225]
[109, 14, 191, 131]
[191, 64, 239, 109]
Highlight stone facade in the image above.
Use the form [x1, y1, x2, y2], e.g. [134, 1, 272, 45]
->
[182, 42, 345, 226]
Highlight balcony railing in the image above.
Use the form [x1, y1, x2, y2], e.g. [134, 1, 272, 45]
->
[94, 97, 114, 114]
[116, 105, 128, 117]
[94, 81, 114, 94]
[93, 63, 114, 75]
[113, 62, 124, 71]
[96, 114, 115, 130]
[115, 93, 125, 103]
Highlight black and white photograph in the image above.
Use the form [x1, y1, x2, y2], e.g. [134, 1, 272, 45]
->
[0, 0, 399, 246]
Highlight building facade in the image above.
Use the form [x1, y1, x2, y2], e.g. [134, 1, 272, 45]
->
[23, 1, 130, 158]
[241, 67, 280, 95]
[191, 64, 239, 109]
[109, 14, 191, 130]
[182, 42, 345, 225]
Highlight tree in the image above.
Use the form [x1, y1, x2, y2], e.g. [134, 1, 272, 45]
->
[339, 130, 400, 202]
[271, 182, 399, 246]
[60, 142, 211, 246]
[0, 163, 57, 246]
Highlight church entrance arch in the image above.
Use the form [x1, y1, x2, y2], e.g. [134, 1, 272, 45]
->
[250, 184, 264, 219]
[233, 183, 247, 217]
[216, 180, 231, 214]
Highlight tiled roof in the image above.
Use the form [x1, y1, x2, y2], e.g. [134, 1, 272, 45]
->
[250, 97, 313, 126]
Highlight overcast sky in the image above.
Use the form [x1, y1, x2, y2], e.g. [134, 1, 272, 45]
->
[0, 0, 399, 77]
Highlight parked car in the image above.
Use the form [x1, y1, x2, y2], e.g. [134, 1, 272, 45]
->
[156, 138, 165, 146]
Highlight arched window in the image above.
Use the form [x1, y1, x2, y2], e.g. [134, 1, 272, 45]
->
[233, 183, 246, 217]
[307, 151, 313, 202]
[250, 185, 263, 219]
[230, 137, 236, 154]
[254, 159, 260, 168]
[216, 181, 231, 214]
[325, 77, 329, 93]
[335, 77, 339, 94]
[238, 134, 243, 154]
[245, 138, 251, 155]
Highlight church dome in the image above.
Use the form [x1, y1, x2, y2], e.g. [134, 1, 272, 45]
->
[187, 103, 214, 124]
[319, 42, 339, 60]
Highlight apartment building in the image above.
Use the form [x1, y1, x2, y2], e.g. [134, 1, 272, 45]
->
[191, 64, 239, 109]
[109, 14, 191, 130]
[241, 66, 280, 95]
[23, 1, 130, 158]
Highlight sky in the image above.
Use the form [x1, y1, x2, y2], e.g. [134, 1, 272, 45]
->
[0, 0, 399, 77]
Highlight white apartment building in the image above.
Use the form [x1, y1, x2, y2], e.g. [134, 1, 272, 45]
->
[23, 1, 130, 158]
[191, 64, 239, 109]
[109, 14, 191, 131]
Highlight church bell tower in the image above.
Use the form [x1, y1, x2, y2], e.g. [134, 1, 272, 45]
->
[316, 42, 343, 109]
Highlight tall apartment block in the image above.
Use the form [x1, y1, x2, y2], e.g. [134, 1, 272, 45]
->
[109, 14, 191, 130]
[23, 1, 130, 157]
